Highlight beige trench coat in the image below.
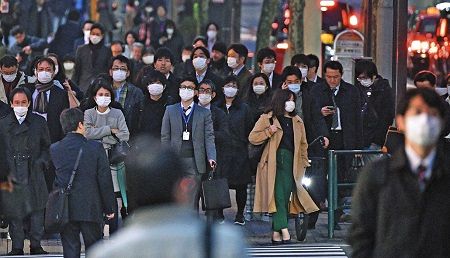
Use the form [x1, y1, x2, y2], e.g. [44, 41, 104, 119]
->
[249, 112, 319, 214]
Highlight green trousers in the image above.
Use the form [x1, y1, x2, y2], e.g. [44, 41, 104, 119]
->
[272, 148, 294, 231]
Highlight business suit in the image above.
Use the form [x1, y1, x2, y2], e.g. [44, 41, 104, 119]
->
[271, 72, 283, 89]
[161, 103, 216, 175]
[232, 67, 252, 99]
[50, 133, 115, 258]
[194, 69, 225, 106]
[209, 104, 230, 177]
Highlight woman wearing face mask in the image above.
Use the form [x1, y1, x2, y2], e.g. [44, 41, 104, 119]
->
[123, 31, 138, 58]
[129, 70, 175, 140]
[354, 60, 394, 150]
[205, 22, 219, 54]
[157, 20, 184, 63]
[249, 89, 319, 244]
[218, 76, 254, 225]
[84, 78, 130, 235]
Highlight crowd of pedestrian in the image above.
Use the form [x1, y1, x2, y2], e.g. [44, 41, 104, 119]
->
[0, 1, 449, 257]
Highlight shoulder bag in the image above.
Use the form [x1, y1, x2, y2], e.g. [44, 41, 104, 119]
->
[248, 117, 273, 170]
[108, 134, 130, 164]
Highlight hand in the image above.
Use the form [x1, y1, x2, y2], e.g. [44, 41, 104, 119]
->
[321, 106, 335, 117]
[105, 213, 115, 220]
[16, 54, 23, 63]
[63, 79, 72, 91]
[111, 128, 120, 134]
[281, 82, 288, 90]
[208, 160, 216, 169]
[269, 124, 278, 134]
[0, 178, 13, 192]
[322, 137, 330, 149]
[22, 46, 32, 55]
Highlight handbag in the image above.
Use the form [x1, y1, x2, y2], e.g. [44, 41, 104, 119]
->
[248, 117, 273, 170]
[108, 134, 130, 164]
[44, 147, 83, 234]
[201, 169, 231, 210]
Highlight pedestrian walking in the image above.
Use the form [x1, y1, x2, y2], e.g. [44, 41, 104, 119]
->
[0, 55, 32, 104]
[249, 89, 318, 244]
[256, 48, 282, 89]
[227, 44, 252, 99]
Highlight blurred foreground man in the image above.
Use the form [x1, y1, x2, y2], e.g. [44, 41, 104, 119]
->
[89, 138, 247, 258]
[349, 88, 450, 257]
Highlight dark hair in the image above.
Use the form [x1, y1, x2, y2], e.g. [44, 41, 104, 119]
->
[191, 46, 210, 60]
[47, 53, 65, 83]
[224, 75, 240, 89]
[90, 23, 105, 34]
[109, 55, 131, 72]
[124, 30, 138, 43]
[355, 60, 379, 79]
[60, 108, 84, 134]
[63, 54, 75, 63]
[10, 25, 24, 36]
[154, 47, 174, 64]
[183, 45, 194, 52]
[88, 78, 115, 107]
[141, 70, 167, 99]
[227, 44, 248, 61]
[35, 57, 56, 71]
[126, 137, 186, 207]
[397, 88, 447, 118]
[256, 47, 276, 64]
[414, 70, 436, 86]
[9, 87, 32, 104]
[266, 89, 296, 117]
[323, 60, 343, 75]
[281, 65, 302, 82]
[246, 73, 271, 101]
[180, 77, 198, 88]
[307, 54, 320, 73]
[67, 9, 80, 21]
[111, 40, 123, 47]
[205, 22, 219, 34]
[82, 20, 94, 28]
[164, 19, 176, 30]
[0, 55, 18, 68]
[211, 42, 226, 55]
[198, 79, 216, 92]
[290, 54, 310, 67]
[192, 36, 207, 47]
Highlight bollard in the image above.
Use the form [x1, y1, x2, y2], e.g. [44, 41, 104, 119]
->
[328, 150, 335, 238]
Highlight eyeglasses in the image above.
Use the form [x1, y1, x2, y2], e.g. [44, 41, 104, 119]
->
[198, 88, 212, 94]
[111, 67, 128, 71]
[180, 84, 195, 90]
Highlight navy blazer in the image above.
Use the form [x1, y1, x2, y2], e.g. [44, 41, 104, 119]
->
[50, 133, 115, 223]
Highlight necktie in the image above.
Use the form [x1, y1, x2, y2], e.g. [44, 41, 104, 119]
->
[417, 164, 427, 191]
[331, 89, 339, 129]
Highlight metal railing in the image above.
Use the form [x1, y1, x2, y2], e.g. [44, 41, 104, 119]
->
[327, 149, 384, 238]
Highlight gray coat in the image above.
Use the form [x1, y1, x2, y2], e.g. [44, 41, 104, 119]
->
[161, 103, 216, 174]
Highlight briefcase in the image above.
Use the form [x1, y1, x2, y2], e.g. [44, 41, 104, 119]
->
[202, 172, 231, 210]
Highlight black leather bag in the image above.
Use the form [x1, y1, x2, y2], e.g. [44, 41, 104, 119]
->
[108, 134, 130, 164]
[202, 171, 231, 210]
[45, 147, 83, 233]
[248, 117, 273, 171]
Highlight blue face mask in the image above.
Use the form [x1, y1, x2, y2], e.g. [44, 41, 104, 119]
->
[288, 83, 301, 94]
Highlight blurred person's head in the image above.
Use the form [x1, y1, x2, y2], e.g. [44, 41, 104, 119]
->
[323, 61, 343, 89]
[142, 70, 167, 99]
[181, 46, 193, 63]
[60, 108, 85, 135]
[197, 79, 217, 107]
[9, 87, 31, 118]
[396, 88, 447, 157]
[156, 5, 166, 19]
[0, 55, 19, 83]
[62, 55, 76, 72]
[211, 42, 226, 62]
[249, 72, 270, 96]
[165, 20, 176, 38]
[47, 53, 65, 81]
[124, 31, 138, 46]
[191, 46, 210, 72]
[67, 9, 80, 22]
[307, 54, 320, 80]
[414, 70, 436, 89]
[290, 54, 310, 79]
[34, 57, 56, 84]
[82, 20, 94, 40]
[109, 55, 131, 84]
[256, 47, 276, 75]
[227, 44, 248, 70]
[192, 36, 207, 48]
[223, 75, 240, 99]
[142, 47, 155, 65]
[132, 42, 144, 61]
[110, 41, 124, 57]
[179, 77, 197, 102]
[281, 65, 302, 94]
[10, 26, 25, 44]
[154, 47, 174, 75]
[89, 23, 105, 45]
[266, 89, 297, 117]
[205, 22, 219, 40]
[355, 60, 379, 88]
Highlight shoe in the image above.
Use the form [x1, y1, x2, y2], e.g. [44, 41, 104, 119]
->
[7, 249, 24, 256]
[234, 216, 245, 226]
[30, 246, 48, 255]
[334, 223, 342, 230]
[307, 223, 316, 230]
[282, 237, 292, 244]
[271, 238, 282, 245]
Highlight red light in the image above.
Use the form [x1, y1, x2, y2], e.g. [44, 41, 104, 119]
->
[320, 0, 335, 7]
[349, 15, 358, 26]
[284, 9, 290, 19]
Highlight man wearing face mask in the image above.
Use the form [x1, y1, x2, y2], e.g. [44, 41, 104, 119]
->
[256, 48, 282, 89]
[73, 20, 94, 52]
[161, 77, 216, 210]
[129, 70, 175, 139]
[227, 44, 252, 99]
[109, 55, 144, 127]
[209, 42, 231, 80]
[0, 55, 31, 104]
[350, 88, 450, 258]
[0, 87, 51, 255]
[190, 46, 225, 106]
[354, 60, 394, 150]
[73, 23, 112, 92]
[153, 47, 180, 102]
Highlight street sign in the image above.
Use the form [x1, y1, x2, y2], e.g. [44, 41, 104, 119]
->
[333, 29, 365, 57]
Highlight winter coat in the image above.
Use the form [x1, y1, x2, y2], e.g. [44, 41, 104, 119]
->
[249, 112, 319, 214]
[0, 72, 29, 104]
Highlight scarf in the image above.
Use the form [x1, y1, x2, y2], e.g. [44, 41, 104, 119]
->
[33, 82, 53, 113]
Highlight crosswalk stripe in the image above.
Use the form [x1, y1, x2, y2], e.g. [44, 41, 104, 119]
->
[247, 244, 348, 258]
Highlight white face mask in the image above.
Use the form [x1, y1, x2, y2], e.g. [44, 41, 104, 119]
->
[112, 70, 127, 82]
[95, 96, 111, 107]
[145, 7, 153, 13]
[285, 101, 295, 113]
[37, 71, 53, 84]
[63, 62, 75, 71]
[13, 106, 28, 117]
[179, 88, 195, 101]
[147, 83, 164, 96]
[287, 83, 301, 94]
[166, 28, 174, 35]
[2, 73, 17, 83]
[360, 78, 373, 87]
[182, 55, 190, 63]
[192, 57, 207, 70]
[83, 30, 90, 40]
[198, 93, 212, 106]
[262, 63, 275, 74]
[90, 35, 102, 45]
[405, 113, 442, 147]
[435, 87, 448, 96]
[207, 30, 217, 39]
[223, 87, 238, 98]
[253, 84, 266, 95]
[227, 57, 239, 69]
[142, 55, 154, 64]
[299, 67, 308, 78]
